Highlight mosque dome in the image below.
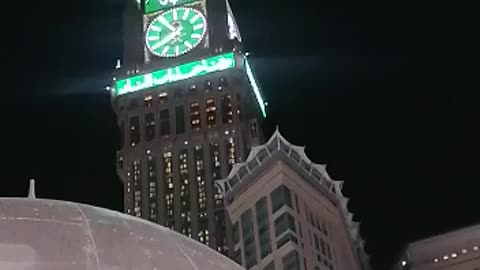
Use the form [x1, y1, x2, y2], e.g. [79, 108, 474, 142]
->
[0, 181, 242, 270]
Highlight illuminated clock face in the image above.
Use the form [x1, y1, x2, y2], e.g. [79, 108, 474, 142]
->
[145, 7, 207, 58]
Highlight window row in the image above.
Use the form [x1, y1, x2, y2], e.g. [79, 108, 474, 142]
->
[432, 245, 479, 263]
[119, 77, 230, 110]
[121, 95, 236, 146]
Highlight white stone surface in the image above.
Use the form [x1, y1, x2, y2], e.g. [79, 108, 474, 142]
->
[0, 197, 243, 270]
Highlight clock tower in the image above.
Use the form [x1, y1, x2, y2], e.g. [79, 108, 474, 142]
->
[110, 0, 267, 257]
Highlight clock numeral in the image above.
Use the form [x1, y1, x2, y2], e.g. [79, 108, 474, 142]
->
[191, 33, 202, 39]
[193, 23, 204, 31]
[162, 46, 170, 55]
[184, 41, 193, 49]
[189, 14, 200, 24]
[182, 9, 190, 20]
[150, 25, 162, 32]
[147, 36, 160, 41]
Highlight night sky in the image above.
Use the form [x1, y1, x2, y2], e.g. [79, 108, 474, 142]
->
[5, 0, 479, 269]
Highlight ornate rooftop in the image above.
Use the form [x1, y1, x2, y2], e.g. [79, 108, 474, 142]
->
[216, 127, 371, 270]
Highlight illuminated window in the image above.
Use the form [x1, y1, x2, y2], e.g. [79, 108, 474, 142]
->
[159, 109, 170, 137]
[226, 137, 236, 172]
[190, 102, 201, 130]
[175, 105, 186, 134]
[132, 160, 142, 217]
[159, 92, 168, 104]
[195, 146, 207, 211]
[205, 80, 213, 90]
[194, 145, 208, 244]
[474, 245, 479, 251]
[236, 94, 242, 120]
[179, 150, 191, 236]
[163, 152, 174, 225]
[189, 84, 197, 94]
[145, 113, 155, 141]
[147, 154, 157, 221]
[218, 77, 228, 90]
[221, 95, 233, 124]
[198, 229, 209, 245]
[144, 94, 153, 107]
[126, 170, 133, 215]
[129, 116, 140, 146]
[205, 98, 217, 128]
[210, 142, 221, 179]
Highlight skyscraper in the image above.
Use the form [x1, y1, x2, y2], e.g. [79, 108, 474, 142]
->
[110, 0, 267, 257]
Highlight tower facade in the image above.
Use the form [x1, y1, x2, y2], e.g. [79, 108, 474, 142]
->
[110, 0, 267, 257]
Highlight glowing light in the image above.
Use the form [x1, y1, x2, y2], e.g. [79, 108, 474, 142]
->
[144, 0, 197, 14]
[244, 56, 267, 118]
[401, 261, 407, 266]
[225, 0, 241, 41]
[114, 52, 236, 96]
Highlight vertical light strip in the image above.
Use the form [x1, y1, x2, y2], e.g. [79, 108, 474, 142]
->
[244, 57, 267, 118]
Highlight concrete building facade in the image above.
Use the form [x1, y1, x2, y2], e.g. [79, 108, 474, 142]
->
[216, 129, 370, 270]
[392, 224, 480, 270]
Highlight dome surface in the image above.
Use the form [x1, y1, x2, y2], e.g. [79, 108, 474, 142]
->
[0, 197, 242, 270]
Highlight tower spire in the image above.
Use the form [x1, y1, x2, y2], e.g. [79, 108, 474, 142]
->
[28, 179, 36, 199]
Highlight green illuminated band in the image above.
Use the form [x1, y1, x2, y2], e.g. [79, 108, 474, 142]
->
[244, 58, 267, 118]
[144, 0, 199, 14]
[115, 52, 235, 96]
[114, 52, 267, 117]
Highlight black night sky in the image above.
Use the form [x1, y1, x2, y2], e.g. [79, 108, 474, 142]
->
[5, 0, 479, 269]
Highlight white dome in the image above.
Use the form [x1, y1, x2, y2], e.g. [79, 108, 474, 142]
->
[0, 197, 242, 270]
